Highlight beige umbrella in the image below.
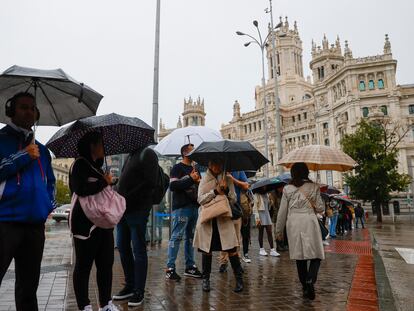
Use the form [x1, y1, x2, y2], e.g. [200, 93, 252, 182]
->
[277, 145, 356, 172]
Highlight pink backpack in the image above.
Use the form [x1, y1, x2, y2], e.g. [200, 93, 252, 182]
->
[70, 159, 126, 239]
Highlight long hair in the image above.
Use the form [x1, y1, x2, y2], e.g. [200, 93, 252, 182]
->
[289, 162, 312, 188]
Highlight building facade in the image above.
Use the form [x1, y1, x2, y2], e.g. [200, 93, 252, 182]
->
[158, 96, 206, 141]
[52, 158, 74, 186]
[221, 17, 414, 189]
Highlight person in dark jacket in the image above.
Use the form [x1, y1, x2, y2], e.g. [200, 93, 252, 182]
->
[354, 203, 365, 228]
[113, 146, 163, 307]
[165, 144, 202, 280]
[69, 131, 119, 311]
[0, 92, 55, 311]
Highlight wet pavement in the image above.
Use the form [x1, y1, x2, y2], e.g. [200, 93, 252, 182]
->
[370, 224, 414, 311]
[3, 220, 414, 311]
[64, 226, 378, 311]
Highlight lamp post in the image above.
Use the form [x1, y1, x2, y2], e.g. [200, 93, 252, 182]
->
[266, 0, 284, 174]
[151, 0, 161, 245]
[236, 20, 283, 177]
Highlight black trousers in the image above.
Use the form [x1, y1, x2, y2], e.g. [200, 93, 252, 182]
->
[241, 217, 251, 255]
[296, 259, 321, 288]
[0, 222, 45, 311]
[73, 228, 114, 309]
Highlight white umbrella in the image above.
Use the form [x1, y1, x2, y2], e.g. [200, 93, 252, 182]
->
[155, 126, 223, 156]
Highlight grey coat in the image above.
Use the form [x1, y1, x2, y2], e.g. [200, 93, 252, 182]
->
[193, 170, 238, 253]
[275, 183, 325, 260]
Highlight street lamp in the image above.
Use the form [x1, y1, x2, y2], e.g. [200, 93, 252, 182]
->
[236, 19, 283, 177]
[266, 0, 284, 174]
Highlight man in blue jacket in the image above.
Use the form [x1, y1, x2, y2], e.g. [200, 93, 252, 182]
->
[0, 92, 56, 311]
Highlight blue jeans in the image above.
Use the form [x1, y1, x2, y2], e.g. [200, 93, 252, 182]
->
[166, 206, 199, 269]
[329, 214, 338, 237]
[355, 216, 365, 228]
[116, 211, 149, 294]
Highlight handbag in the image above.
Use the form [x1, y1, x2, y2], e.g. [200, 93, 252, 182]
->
[199, 194, 232, 224]
[69, 158, 126, 239]
[318, 218, 329, 240]
[230, 202, 243, 220]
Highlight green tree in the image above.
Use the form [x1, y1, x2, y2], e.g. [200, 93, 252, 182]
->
[340, 119, 411, 222]
[55, 180, 71, 205]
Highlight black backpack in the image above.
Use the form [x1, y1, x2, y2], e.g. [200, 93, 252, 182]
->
[151, 165, 169, 204]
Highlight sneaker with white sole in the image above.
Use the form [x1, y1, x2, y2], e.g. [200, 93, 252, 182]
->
[242, 254, 252, 263]
[99, 300, 120, 311]
[259, 248, 268, 256]
[112, 286, 134, 300]
[269, 249, 280, 257]
[184, 265, 202, 278]
[322, 240, 330, 246]
[128, 292, 144, 307]
[82, 306, 93, 311]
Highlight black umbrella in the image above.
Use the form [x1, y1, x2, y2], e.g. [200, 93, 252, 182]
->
[250, 177, 286, 194]
[46, 113, 155, 158]
[0, 65, 103, 126]
[188, 140, 268, 172]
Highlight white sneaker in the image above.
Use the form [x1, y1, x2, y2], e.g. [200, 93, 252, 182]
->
[242, 254, 252, 263]
[269, 249, 280, 257]
[259, 248, 268, 256]
[83, 306, 93, 311]
[99, 300, 120, 311]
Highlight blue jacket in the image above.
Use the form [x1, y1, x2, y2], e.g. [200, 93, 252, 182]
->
[0, 125, 56, 223]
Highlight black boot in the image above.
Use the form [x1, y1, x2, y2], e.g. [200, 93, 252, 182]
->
[202, 254, 212, 292]
[229, 255, 244, 293]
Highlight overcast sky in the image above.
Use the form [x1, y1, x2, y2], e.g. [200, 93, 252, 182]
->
[1, 0, 413, 144]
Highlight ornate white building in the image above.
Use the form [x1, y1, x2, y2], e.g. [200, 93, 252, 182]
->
[158, 96, 206, 141]
[221, 17, 414, 189]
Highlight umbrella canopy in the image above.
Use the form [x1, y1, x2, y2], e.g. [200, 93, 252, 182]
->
[276, 173, 291, 184]
[332, 195, 355, 206]
[320, 184, 341, 194]
[277, 145, 356, 172]
[250, 177, 286, 194]
[155, 126, 223, 156]
[188, 140, 269, 172]
[0, 65, 103, 126]
[46, 113, 154, 158]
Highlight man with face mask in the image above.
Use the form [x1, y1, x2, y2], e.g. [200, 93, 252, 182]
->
[0, 92, 56, 311]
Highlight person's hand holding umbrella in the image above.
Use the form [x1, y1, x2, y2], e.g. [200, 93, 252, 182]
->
[190, 166, 201, 184]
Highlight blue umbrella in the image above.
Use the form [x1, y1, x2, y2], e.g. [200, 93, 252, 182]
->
[46, 113, 154, 158]
[276, 173, 291, 184]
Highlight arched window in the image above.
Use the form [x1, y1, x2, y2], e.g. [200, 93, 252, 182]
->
[381, 105, 388, 116]
[369, 80, 375, 90]
[378, 79, 385, 89]
[359, 81, 366, 91]
[324, 139, 330, 146]
[362, 107, 369, 118]
[323, 122, 329, 129]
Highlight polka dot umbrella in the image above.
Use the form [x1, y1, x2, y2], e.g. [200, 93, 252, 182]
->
[46, 113, 155, 158]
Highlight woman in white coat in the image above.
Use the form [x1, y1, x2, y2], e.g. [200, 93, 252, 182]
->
[275, 162, 325, 300]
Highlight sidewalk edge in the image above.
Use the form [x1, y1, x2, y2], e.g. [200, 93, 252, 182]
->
[371, 233, 398, 311]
